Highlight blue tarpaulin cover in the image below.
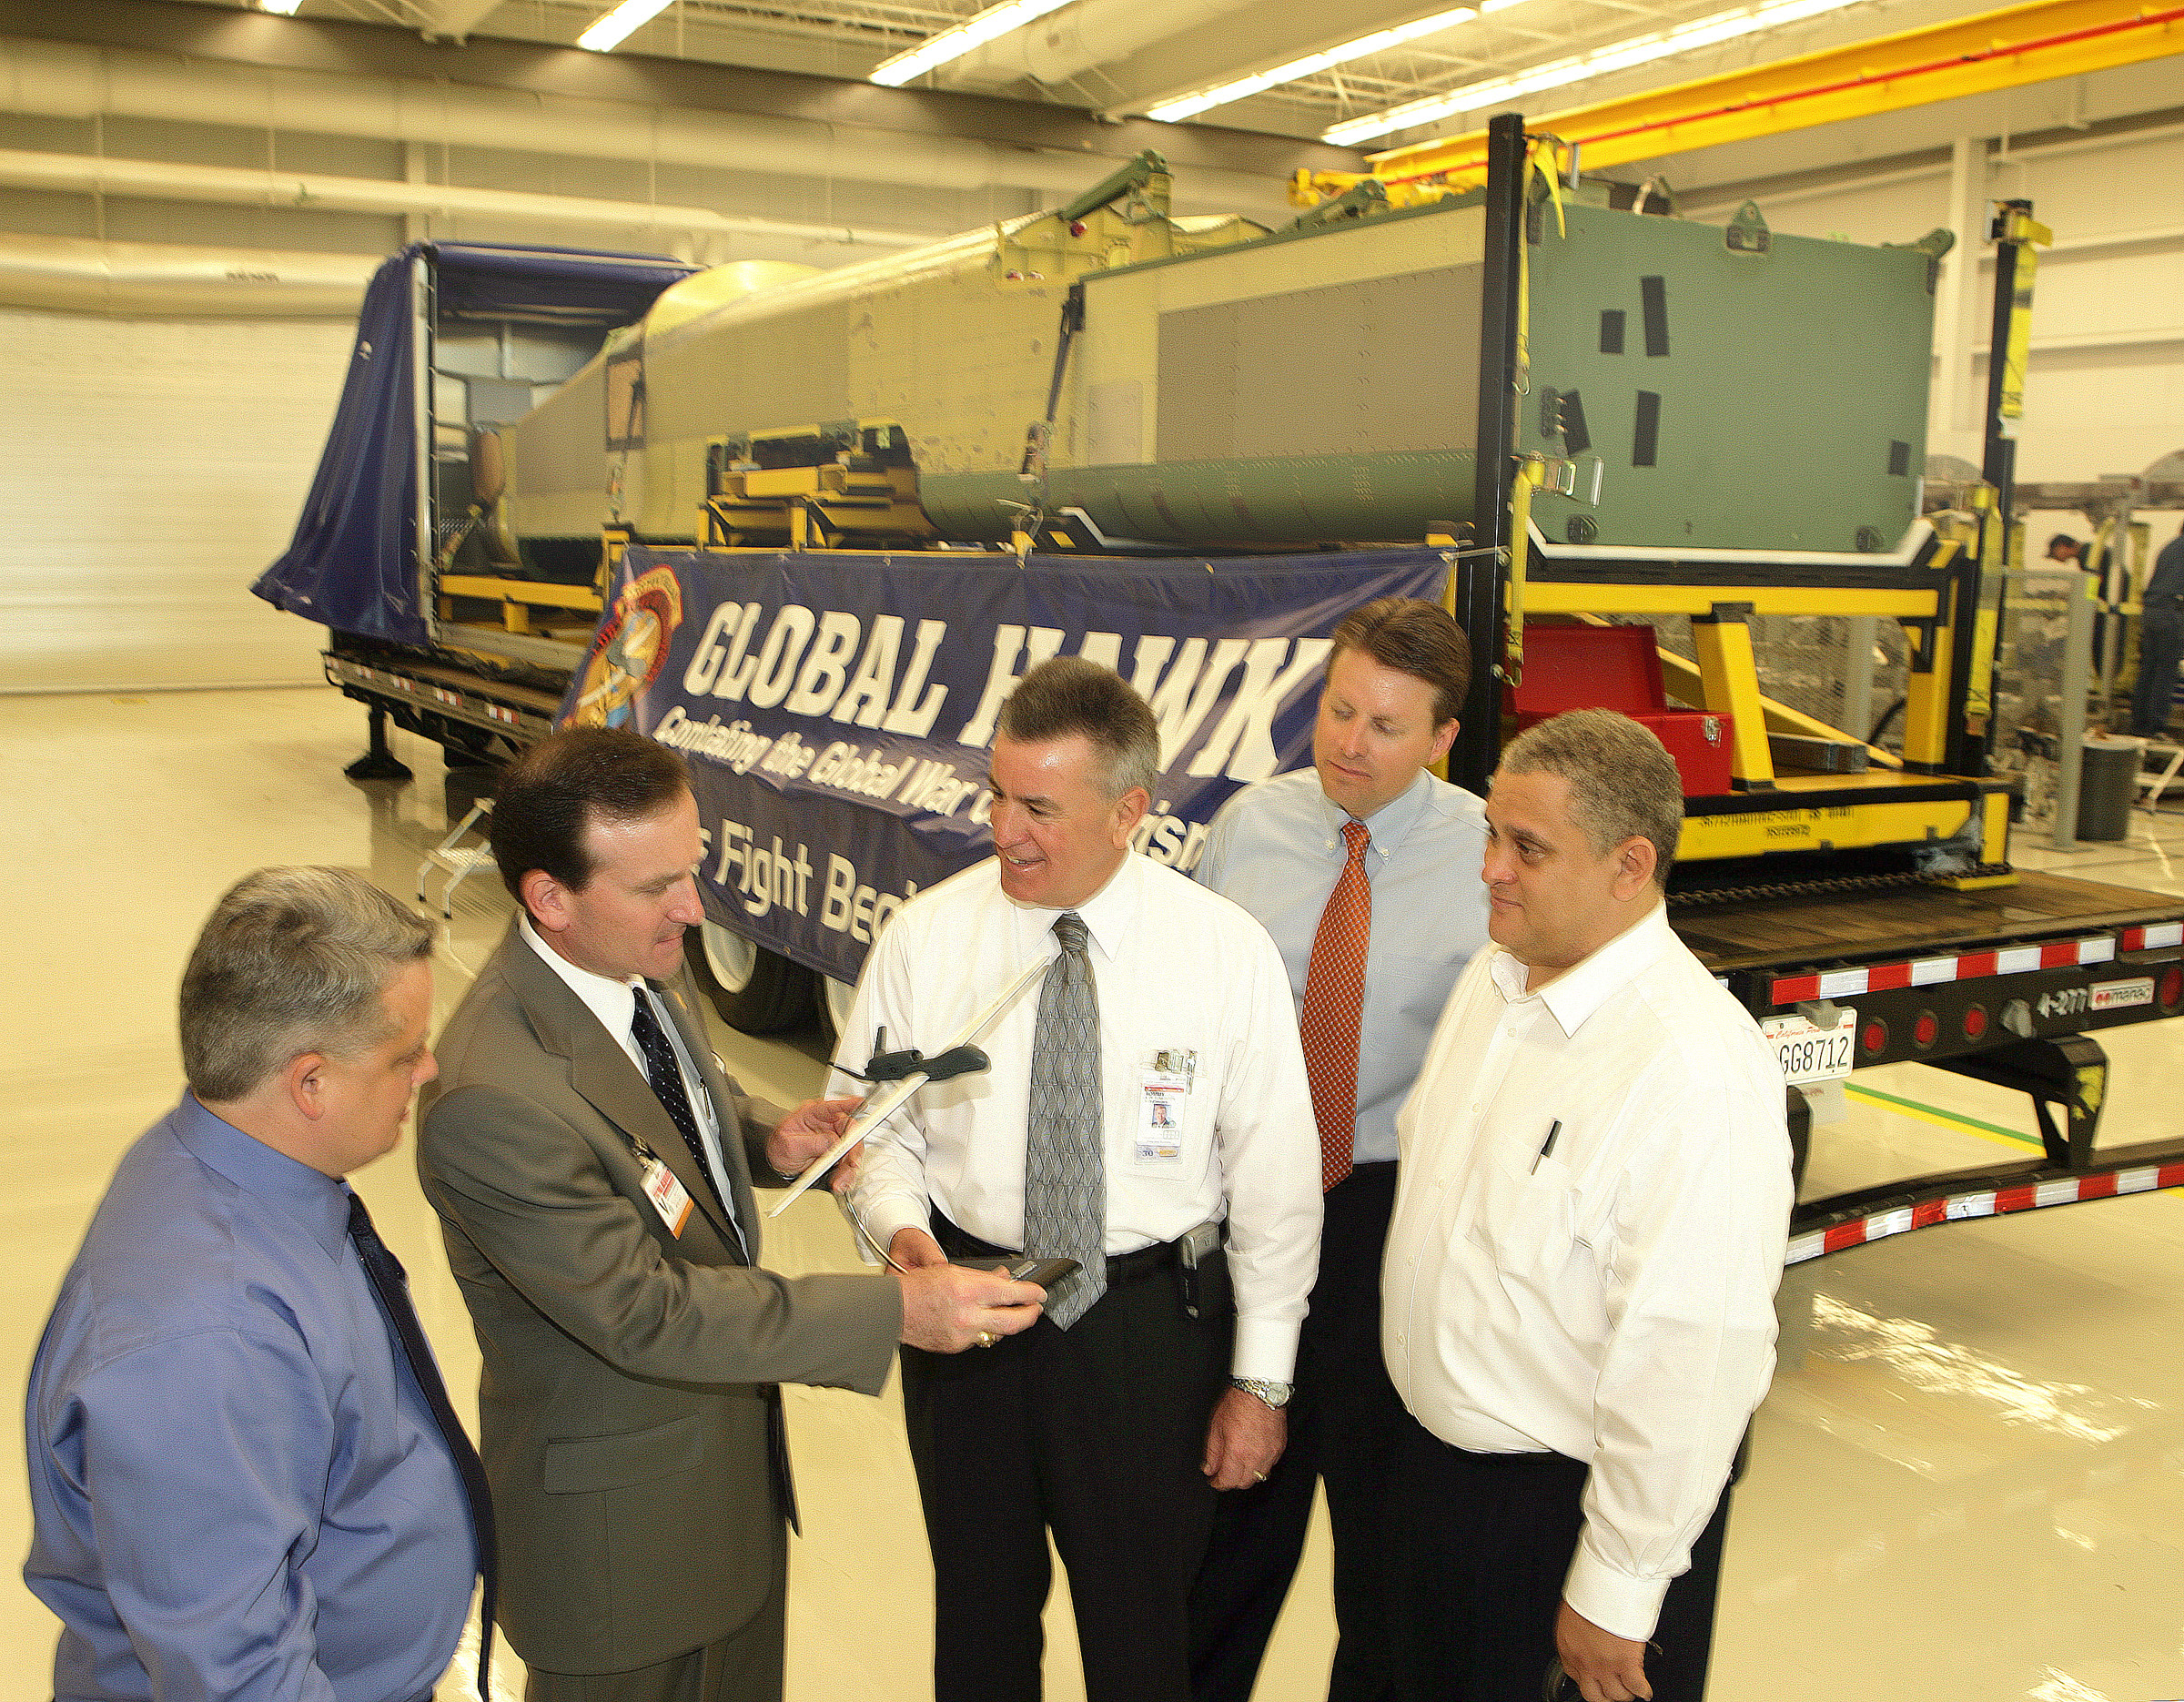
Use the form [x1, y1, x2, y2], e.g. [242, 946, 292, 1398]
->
[252, 242, 694, 644]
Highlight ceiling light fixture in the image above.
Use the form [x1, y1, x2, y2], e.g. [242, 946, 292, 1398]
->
[260, 0, 304, 15]
[1146, 3, 1505, 125]
[1324, 0, 1857, 147]
[868, 0, 1076, 87]
[579, 0, 674, 53]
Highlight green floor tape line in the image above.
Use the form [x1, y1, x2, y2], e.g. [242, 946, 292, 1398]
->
[1843, 1081, 2044, 1150]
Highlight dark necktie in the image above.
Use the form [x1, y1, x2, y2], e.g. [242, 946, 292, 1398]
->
[626, 990, 782, 1521]
[347, 1192, 496, 1700]
[630, 987, 725, 1211]
[1300, 818, 1371, 1191]
[1024, 911, 1107, 1329]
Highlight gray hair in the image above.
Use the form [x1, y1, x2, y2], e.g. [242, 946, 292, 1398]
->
[179, 867, 434, 1103]
[996, 656, 1160, 801]
[1498, 709, 1684, 891]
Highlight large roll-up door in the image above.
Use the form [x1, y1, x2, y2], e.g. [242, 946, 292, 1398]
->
[0, 309, 352, 693]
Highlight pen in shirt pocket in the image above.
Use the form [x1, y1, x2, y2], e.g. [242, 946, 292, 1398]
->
[1531, 1119, 1562, 1174]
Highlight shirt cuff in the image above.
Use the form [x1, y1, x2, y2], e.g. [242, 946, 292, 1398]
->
[1562, 1537, 1671, 1645]
[857, 1199, 927, 1268]
[1229, 1314, 1300, 1383]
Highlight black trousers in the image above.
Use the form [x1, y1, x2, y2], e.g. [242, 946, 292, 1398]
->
[1387, 1416, 1733, 1702]
[901, 1218, 1232, 1702]
[1189, 1162, 1406, 1702]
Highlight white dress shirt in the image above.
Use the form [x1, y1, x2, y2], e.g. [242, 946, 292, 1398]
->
[835, 852, 1322, 1382]
[1196, 766, 1491, 1164]
[516, 916, 742, 1240]
[1383, 900, 1791, 1642]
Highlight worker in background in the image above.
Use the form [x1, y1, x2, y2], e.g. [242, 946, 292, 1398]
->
[2129, 522, 2184, 741]
[1383, 710, 1792, 1702]
[836, 656, 1321, 1702]
[2051, 531, 2122, 669]
[2047, 532, 2091, 571]
[418, 725, 1037, 1702]
[25, 868, 488, 1702]
[1188, 598, 1491, 1702]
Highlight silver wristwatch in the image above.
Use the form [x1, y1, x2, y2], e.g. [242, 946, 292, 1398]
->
[1230, 1375, 1293, 1410]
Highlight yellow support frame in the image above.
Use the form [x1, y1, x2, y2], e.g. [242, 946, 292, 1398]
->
[1691, 614, 1777, 787]
[1370, 0, 2184, 187]
[1520, 582, 1941, 619]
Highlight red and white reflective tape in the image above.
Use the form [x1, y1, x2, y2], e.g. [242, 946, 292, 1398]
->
[1786, 1160, 2184, 1264]
[1770, 934, 2119, 1008]
[2120, 922, 2184, 952]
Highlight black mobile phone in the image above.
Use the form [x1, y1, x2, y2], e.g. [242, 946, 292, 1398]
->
[957, 1255, 1079, 1290]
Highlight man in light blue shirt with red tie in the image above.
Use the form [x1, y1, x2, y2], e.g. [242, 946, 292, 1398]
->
[1188, 598, 1491, 1702]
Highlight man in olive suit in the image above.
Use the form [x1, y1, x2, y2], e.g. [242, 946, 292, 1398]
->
[420, 726, 1039, 1702]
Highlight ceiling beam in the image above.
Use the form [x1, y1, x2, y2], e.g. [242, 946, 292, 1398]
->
[419, 0, 506, 42]
[0, 0, 1363, 177]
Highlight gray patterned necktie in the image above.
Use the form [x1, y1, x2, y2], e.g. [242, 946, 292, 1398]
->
[1023, 911, 1106, 1329]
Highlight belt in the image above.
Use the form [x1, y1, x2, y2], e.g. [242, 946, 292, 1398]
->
[931, 1211, 1189, 1283]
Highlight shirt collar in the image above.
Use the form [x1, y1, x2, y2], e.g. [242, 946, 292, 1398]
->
[171, 1092, 353, 1261]
[1316, 767, 1434, 860]
[1487, 899, 1678, 1037]
[520, 911, 642, 1040]
[1005, 850, 1141, 964]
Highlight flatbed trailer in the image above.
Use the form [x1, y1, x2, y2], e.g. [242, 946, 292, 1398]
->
[270, 121, 2184, 1267]
[1684, 870, 2184, 1251]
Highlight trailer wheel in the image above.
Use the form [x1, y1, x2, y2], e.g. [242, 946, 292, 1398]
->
[691, 920, 814, 1035]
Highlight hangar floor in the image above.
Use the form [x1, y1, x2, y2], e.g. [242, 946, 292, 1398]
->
[5, 684, 2181, 1702]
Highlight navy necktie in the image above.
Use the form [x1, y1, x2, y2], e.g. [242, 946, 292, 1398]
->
[631, 988, 724, 1210]
[348, 1192, 496, 1700]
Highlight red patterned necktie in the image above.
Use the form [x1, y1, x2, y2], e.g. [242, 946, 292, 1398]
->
[1300, 818, 1371, 1191]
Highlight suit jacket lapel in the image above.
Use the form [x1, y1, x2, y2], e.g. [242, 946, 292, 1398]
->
[494, 924, 743, 1254]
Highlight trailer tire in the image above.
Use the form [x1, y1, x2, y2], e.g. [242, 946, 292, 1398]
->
[691, 920, 814, 1035]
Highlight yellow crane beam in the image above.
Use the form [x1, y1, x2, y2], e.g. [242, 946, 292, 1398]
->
[1368, 0, 2184, 187]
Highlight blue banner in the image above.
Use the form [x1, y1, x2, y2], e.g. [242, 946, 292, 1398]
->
[560, 546, 1451, 984]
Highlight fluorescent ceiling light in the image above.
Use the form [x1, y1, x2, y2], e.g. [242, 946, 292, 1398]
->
[869, 0, 1075, 87]
[579, 0, 674, 52]
[1147, 5, 1490, 125]
[1324, 0, 1856, 147]
[260, 0, 303, 14]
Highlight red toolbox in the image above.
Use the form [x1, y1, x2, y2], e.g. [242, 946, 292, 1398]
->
[1510, 623, 1735, 797]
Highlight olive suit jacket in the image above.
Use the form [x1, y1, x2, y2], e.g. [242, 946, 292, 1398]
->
[417, 922, 901, 1677]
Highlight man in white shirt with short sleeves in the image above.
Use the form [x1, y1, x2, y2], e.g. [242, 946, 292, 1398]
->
[837, 656, 1322, 1702]
[1383, 708, 1792, 1702]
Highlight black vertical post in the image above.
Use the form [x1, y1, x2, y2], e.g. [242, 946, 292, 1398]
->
[1957, 199, 2033, 779]
[1979, 205, 2026, 498]
[1453, 111, 1529, 796]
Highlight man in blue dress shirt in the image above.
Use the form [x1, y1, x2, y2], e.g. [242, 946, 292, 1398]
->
[1188, 598, 1491, 1702]
[25, 867, 480, 1702]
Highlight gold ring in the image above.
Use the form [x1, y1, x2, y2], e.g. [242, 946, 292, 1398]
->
[1254, 1472, 1269, 1484]
[977, 1331, 997, 1348]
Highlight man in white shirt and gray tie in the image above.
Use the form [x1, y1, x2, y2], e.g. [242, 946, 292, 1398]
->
[1188, 597, 1491, 1702]
[836, 656, 1322, 1702]
[1382, 708, 1792, 1702]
